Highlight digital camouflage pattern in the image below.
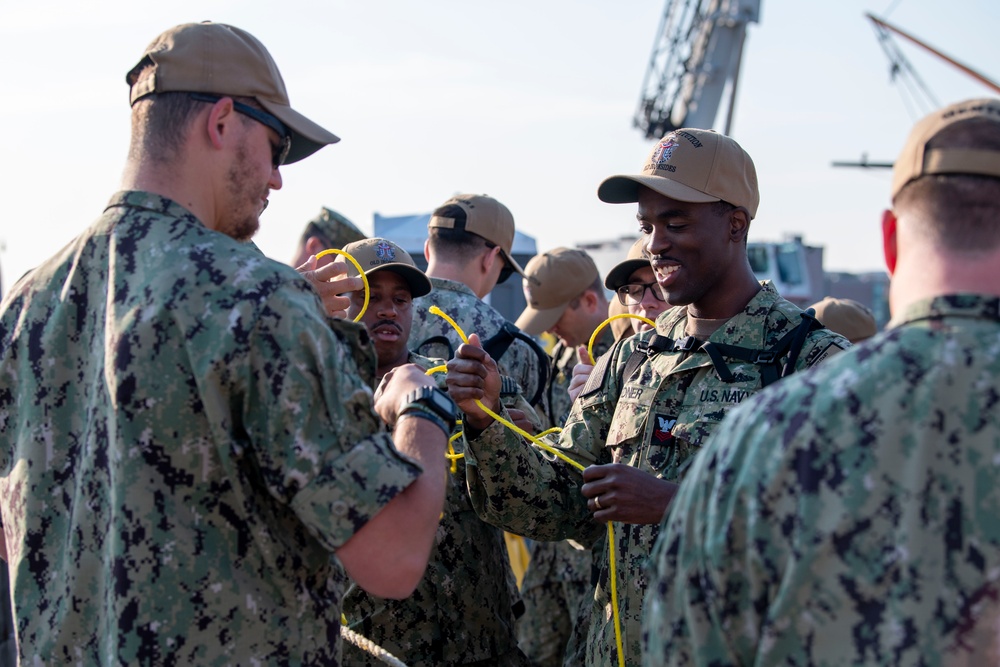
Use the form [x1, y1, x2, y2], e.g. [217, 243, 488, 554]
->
[539, 333, 613, 432]
[410, 277, 544, 407]
[0, 192, 423, 666]
[644, 294, 1000, 667]
[462, 282, 849, 666]
[343, 351, 531, 667]
[518, 333, 612, 666]
[517, 538, 594, 667]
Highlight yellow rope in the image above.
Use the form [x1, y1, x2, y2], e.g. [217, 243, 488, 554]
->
[586, 312, 656, 364]
[429, 305, 626, 667]
[314, 248, 370, 322]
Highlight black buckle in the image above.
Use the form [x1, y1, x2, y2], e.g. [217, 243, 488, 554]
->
[753, 351, 776, 364]
[672, 336, 700, 352]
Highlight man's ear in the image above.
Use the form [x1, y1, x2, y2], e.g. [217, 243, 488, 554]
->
[423, 238, 431, 262]
[481, 244, 502, 274]
[205, 97, 239, 151]
[305, 235, 327, 257]
[729, 207, 750, 243]
[882, 209, 898, 276]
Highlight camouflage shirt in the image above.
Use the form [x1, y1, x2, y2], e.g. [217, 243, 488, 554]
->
[644, 294, 1000, 667]
[0, 192, 422, 666]
[410, 277, 544, 406]
[343, 352, 528, 666]
[462, 282, 848, 666]
[518, 332, 613, 666]
[541, 332, 614, 432]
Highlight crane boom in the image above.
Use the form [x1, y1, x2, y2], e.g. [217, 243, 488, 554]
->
[866, 13, 1000, 96]
[634, 0, 761, 139]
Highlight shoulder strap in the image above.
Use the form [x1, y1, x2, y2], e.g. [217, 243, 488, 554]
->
[699, 309, 822, 387]
[482, 322, 550, 407]
[618, 311, 825, 388]
[621, 333, 681, 383]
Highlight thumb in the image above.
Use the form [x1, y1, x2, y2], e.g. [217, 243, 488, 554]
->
[577, 344, 593, 365]
[468, 332, 483, 348]
[295, 254, 319, 273]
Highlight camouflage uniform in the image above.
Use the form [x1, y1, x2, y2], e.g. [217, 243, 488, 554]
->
[516, 537, 594, 667]
[645, 294, 1000, 666]
[0, 192, 422, 665]
[343, 351, 531, 667]
[411, 277, 544, 407]
[519, 333, 613, 667]
[541, 335, 612, 431]
[463, 282, 848, 666]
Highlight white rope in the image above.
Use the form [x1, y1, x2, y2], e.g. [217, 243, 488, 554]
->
[340, 624, 409, 667]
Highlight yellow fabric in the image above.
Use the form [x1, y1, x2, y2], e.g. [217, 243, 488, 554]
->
[504, 532, 531, 590]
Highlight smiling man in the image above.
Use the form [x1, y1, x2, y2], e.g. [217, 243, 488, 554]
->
[445, 128, 849, 665]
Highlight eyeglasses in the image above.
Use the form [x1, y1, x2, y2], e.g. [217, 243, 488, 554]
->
[190, 93, 291, 169]
[616, 282, 667, 306]
[485, 240, 515, 284]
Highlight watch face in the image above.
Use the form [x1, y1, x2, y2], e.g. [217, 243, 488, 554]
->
[409, 387, 457, 423]
[428, 388, 457, 419]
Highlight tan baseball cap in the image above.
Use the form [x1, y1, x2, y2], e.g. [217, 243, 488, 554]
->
[891, 98, 1000, 200]
[810, 297, 877, 344]
[341, 238, 432, 298]
[598, 128, 759, 218]
[126, 21, 339, 164]
[428, 194, 526, 277]
[604, 237, 653, 291]
[515, 247, 599, 336]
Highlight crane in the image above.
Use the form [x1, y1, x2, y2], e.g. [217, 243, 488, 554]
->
[633, 0, 761, 139]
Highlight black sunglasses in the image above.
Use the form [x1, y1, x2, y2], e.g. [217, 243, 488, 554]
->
[484, 240, 516, 284]
[616, 282, 667, 306]
[190, 93, 291, 168]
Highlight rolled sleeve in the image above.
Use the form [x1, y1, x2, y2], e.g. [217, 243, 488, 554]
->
[290, 431, 422, 550]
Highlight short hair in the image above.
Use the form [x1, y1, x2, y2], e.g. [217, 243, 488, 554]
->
[894, 117, 1000, 253]
[128, 64, 262, 163]
[129, 92, 203, 163]
[426, 204, 491, 262]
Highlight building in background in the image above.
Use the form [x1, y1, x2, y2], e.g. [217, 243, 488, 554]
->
[373, 212, 538, 323]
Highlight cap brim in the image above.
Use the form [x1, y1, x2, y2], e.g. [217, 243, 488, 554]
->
[597, 174, 721, 205]
[367, 264, 432, 299]
[604, 259, 652, 291]
[515, 303, 566, 337]
[259, 100, 340, 165]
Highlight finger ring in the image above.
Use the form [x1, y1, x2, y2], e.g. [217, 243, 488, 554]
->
[594, 496, 602, 510]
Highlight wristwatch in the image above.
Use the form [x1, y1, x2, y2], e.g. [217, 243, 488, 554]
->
[401, 386, 459, 432]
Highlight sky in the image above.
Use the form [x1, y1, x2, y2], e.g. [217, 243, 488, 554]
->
[1, 0, 998, 298]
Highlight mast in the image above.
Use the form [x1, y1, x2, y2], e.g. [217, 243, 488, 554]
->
[866, 13, 1000, 95]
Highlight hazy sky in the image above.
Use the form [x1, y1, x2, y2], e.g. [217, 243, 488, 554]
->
[1, 0, 997, 298]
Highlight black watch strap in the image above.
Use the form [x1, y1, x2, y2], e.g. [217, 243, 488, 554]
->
[402, 387, 458, 431]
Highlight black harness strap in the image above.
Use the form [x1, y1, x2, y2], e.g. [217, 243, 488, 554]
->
[621, 334, 689, 383]
[482, 322, 550, 407]
[619, 311, 824, 388]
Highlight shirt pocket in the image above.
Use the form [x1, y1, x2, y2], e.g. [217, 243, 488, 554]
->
[604, 382, 656, 464]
